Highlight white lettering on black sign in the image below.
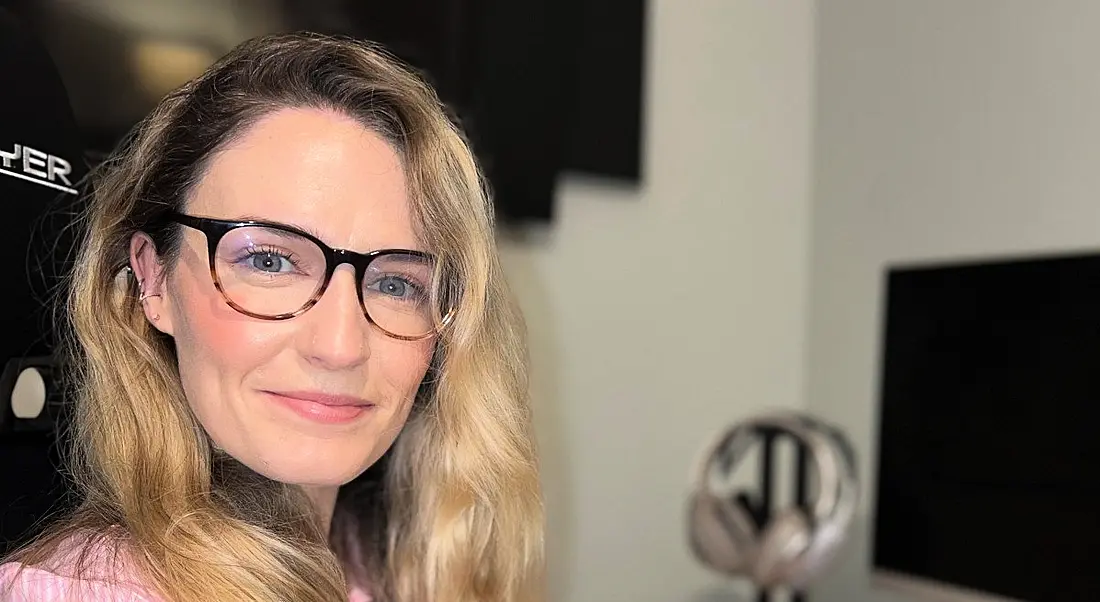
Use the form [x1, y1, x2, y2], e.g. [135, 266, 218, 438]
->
[0, 143, 77, 195]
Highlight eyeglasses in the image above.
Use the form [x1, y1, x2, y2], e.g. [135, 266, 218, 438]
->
[169, 213, 452, 341]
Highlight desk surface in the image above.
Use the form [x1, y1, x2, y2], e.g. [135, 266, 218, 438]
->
[684, 518, 1018, 602]
[811, 518, 1021, 602]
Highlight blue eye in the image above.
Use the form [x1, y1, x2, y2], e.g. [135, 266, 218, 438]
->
[248, 251, 293, 273]
[366, 274, 426, 301]
[377, 276, 408, 297]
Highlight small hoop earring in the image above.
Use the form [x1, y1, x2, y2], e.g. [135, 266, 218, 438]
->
[137, 278, 161, 303]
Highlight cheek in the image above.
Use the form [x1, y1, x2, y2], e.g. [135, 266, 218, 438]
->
[170, 267, 287, 398]
[366, 338, 434, 462]
[374, 337, 435, 402]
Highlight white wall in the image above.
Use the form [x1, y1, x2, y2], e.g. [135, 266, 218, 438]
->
[499, 1, 815, 601]
[808, 1, 1100, 600]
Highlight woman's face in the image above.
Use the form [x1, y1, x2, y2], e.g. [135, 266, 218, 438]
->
[133, 107, 434, 488]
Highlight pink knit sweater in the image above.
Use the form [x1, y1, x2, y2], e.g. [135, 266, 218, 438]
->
[0, 537, 371, 601]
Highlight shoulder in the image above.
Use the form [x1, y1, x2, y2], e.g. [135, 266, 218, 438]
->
[348, 585, 373, 602]
[0, 562, 154, 601]
[0, 533, 159, 601]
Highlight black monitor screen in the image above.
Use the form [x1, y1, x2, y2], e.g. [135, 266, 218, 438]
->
[874, 252, 1100, 602]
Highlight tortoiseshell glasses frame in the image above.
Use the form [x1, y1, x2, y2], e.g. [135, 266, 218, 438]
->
[168, 212, 454, 341]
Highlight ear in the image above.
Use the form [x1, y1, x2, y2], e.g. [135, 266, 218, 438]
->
[129, 232, 175, 336]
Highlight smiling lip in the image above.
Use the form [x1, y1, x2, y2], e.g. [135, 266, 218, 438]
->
[270, 391, 373, 407]
[264, 390, 374, 424]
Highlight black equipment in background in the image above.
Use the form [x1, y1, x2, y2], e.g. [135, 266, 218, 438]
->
[0, 0, 648, 224]
[0, 7, 86, 555]
[875, 252, 1100, 601]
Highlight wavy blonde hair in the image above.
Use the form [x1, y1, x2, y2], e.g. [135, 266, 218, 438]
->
[4, 32, 543, 602]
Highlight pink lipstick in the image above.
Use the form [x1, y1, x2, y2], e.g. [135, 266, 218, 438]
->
[264, 390, 374, 424]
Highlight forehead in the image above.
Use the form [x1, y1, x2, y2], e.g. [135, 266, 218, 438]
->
[187, 107, 418, 252]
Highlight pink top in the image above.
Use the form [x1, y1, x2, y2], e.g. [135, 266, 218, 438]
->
[0, 539, 371, 601]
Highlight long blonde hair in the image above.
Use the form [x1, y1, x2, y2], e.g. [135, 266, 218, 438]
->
[4, 32, 543, 602]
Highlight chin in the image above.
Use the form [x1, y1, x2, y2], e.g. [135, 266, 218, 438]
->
[248, 444, 378, 488]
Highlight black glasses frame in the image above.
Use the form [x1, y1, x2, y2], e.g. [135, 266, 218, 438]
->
[169, 212, 452, 341]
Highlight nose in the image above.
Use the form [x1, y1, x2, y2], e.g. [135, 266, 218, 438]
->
[298, 265, 371, 370]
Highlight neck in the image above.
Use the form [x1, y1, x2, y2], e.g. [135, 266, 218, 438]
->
[303, 485, 340, 535]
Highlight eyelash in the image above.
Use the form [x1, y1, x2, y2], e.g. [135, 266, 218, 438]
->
[370, 273, 426, 293]
[257, 245, 296, 260]
[242, 245, 302, 268]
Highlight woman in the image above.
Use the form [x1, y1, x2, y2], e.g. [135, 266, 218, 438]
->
[0, 32, 543, 602]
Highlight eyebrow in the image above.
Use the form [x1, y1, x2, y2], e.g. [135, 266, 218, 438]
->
[235, 214, 327, 241]
[233, 214, 428, 253]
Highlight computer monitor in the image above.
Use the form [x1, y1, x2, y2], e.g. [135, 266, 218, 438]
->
[873, 252, 1100, 602]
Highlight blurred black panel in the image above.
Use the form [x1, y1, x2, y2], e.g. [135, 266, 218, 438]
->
[563, 0, 646, 182]
[0, 7, 84, 554]
[0, 0, 647, 223]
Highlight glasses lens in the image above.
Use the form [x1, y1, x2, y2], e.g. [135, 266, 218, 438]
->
[362, 252, 437, 338]
[214, 226, 326, 317]
[214, 227, 441, 337]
